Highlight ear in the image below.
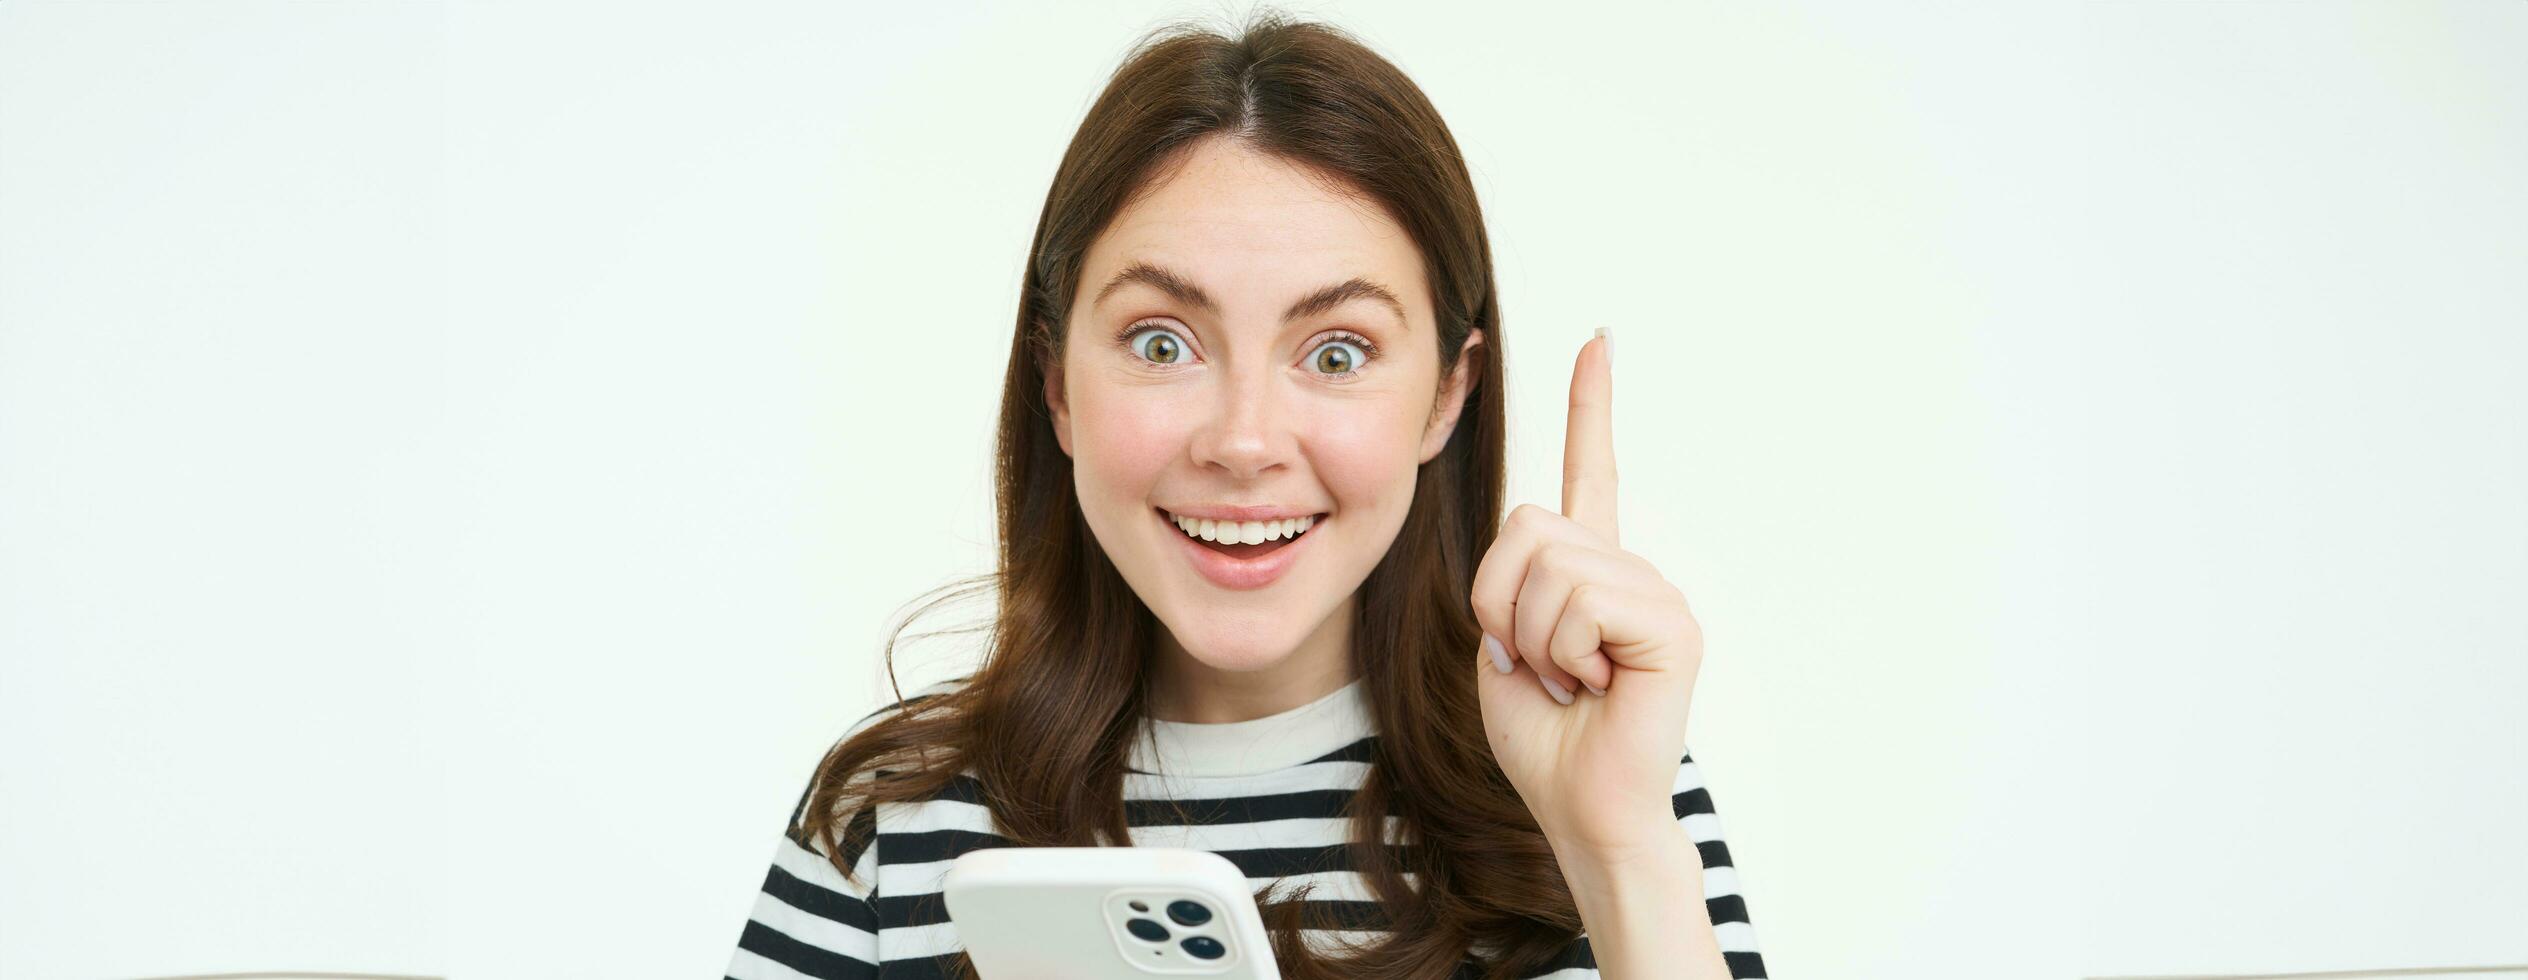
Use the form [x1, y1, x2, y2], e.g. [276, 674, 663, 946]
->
[1042, 343, 1076, 457]
[1418, 328, 1484, 464]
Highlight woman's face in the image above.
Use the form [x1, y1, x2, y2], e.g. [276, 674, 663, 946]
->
[1046, 138, 1479, 677]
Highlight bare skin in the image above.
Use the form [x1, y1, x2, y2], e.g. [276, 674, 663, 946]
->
[1043, 136, 1478, 724]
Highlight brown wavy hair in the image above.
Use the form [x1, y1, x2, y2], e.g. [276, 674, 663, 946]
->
[798, 11, 1581, 978]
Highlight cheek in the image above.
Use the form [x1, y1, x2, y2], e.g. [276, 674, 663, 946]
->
[1069, 386, 1184, 499]
[1302, 399, 1429, 511]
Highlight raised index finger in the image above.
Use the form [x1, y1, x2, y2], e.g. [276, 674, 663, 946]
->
[1561, 327, 1618, 544]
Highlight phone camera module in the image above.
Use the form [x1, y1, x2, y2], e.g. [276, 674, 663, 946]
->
[1166, 899, 1212, 926]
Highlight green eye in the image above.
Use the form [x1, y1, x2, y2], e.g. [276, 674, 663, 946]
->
[1127, 327, 1188, 364]
[1310, 338, 1368, 376]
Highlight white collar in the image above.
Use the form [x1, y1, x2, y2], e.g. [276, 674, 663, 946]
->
[1126, 675, 1373, 777]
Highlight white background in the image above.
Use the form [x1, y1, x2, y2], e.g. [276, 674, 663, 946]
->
[2, 2, 2520, 978]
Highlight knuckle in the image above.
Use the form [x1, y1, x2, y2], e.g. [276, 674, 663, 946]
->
[1521, 629, 1555, 665]
[1545, 631, 1583, 669]
[1532, 542, 1567, 574]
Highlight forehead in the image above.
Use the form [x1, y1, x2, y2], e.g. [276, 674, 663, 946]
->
[1079, 141, 1428, 315]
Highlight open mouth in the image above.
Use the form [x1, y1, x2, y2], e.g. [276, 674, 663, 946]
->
[1156, 507, 1326, 561]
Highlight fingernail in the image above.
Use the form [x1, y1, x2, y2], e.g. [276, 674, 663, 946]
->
[1595, 325, 1612, 360]
[1584, 682, 1606, 697]
[1483, 634, 1514, 674]
[1537, 673, 1575, 705]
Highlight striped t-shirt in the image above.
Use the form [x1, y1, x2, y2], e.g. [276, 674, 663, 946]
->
[726, 674, 1767, 979]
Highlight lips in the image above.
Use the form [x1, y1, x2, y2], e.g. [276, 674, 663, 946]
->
[1156, 506, 1326, 591]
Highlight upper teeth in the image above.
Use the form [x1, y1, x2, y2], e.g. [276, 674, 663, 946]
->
[1168, 511, 1315, 544]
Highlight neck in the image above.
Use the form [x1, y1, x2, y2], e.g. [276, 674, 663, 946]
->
[1146, 593, 1357, 723]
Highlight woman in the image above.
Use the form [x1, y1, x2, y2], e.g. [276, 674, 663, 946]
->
[727, 13, 1766, 980]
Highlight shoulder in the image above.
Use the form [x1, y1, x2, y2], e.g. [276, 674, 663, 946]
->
[834, 673, 972, 742]
[786, 674, 975, 838]
[817, 673, 975, 784]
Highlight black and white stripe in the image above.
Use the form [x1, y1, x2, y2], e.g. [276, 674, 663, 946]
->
[727, 678, 1767, 979]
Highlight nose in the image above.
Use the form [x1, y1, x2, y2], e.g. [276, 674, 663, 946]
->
[1186, 363, 1296, 481]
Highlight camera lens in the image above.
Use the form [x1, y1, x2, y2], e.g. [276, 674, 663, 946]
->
[1181, 936, 1225, 960]
[1126, 918, 1169, 942]
[1166, 899, 1212, 926]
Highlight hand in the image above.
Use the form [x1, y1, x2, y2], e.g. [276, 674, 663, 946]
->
[1470, 329, 1706, 855]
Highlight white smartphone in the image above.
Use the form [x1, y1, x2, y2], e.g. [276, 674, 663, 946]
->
[940, 846, 1282, 980]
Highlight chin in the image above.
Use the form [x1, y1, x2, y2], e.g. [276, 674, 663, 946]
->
[1165, 624, 1303, 674]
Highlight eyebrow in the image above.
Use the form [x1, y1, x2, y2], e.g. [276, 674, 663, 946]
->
[1090, 261, 1408, 329]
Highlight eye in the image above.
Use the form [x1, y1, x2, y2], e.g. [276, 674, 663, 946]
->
[1305, 333, 1378, 378]
[1118, 322, 1193, 365]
